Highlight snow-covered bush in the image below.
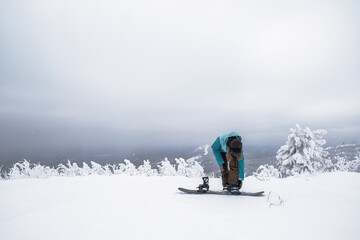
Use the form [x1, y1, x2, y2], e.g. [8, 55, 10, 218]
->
[92, 161, 111, 175]
[157, 158, 177, 176]
[138, 160, 158, 176]
[81, 162, 92, 175]
[253, 164, 282, 181]
[175, 157, 204, 178]
[1, 155, 205, 180]
[351, 155, 360, 172]
[117, 159, 139, 176]
[276, 124, 330, 176]
[333, 155, 360, 172]
[0, 165, 6, 179]
[58, 161, 84, 176]
[8, 160, 58, 179]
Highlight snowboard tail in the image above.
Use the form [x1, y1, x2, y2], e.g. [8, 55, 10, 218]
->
[178, 187, 265, 196]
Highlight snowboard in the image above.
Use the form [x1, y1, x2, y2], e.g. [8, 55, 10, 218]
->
[178, 187, 265, 196]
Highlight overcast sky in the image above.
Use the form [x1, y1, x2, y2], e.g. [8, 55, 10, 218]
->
[0, 0, 359, 155]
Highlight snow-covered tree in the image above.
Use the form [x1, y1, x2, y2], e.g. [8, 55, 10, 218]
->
[117, 159, 138, 176]
[175, 158, 189, 176]
[7, 160, 58, 179]
[334, 155, 360, 172]
[187, 159, 205, 178]
[276, 124, 330, 176]
[176, 157, 204, 177]
[138, 160, 158, 176]
[351, 155, 360, 172]
[90, 161, 107, 175]
[8, 160, 32, 178]
[82, 162, 92, 175]
[253, 164, 282, 180]
[1, 155, 207, 179]
[0, 165, 6, 179]
[157, 158, 177, 176]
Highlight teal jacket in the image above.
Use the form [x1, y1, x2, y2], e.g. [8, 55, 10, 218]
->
[211, 131, 245, 180]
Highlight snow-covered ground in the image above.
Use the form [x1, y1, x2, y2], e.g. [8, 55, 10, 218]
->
[0, 172, 359, 240]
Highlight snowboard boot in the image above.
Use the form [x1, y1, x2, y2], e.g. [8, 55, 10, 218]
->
[197, 177, 209, 192]
[227, 184, 240, 193]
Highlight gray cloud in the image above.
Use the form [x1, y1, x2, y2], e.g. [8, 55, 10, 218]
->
[0, 0, 359, 159]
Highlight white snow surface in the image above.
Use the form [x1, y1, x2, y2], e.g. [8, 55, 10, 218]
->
[1, 172, 359, 240]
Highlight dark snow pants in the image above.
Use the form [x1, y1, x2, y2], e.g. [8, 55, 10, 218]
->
[220, 152, 238, 187]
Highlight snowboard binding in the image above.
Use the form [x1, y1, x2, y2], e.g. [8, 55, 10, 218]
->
[197, 177, 209, 192]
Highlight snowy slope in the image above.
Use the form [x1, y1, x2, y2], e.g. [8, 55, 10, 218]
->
[0, 173, 359, 240]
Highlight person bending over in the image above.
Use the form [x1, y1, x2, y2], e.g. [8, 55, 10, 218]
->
[211, 131, 244, 193]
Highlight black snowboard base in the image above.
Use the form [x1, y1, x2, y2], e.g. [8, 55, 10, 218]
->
[178, 187, 265, 196]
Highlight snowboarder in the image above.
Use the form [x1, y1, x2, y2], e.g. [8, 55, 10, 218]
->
[211, 131, 244, 193]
